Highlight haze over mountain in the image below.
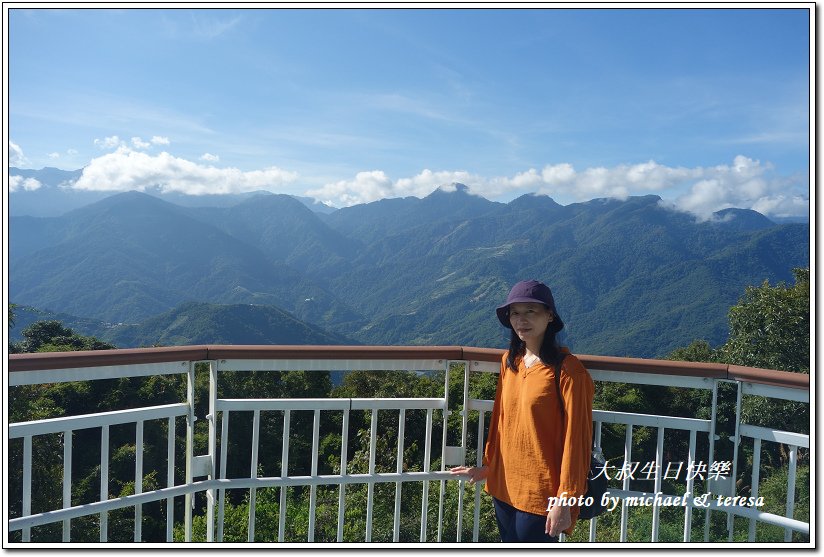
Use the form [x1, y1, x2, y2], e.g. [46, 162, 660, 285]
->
[104, 301, 355, 347]
[9, 302, 354, 348]
[8, 166, 336, 217]
[9, 179, 810, 358]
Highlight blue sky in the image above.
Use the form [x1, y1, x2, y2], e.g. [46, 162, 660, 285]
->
[7, 6, 811, 219]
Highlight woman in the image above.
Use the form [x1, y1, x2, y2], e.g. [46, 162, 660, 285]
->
[451, 279, 594, 542]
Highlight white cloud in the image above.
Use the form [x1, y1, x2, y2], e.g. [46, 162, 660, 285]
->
[307, 169, 483, 207]
[48, 152, 60, 159]
[9, 141, 28, 167]
[94, 135, 124, 150]
[96, 135, 167, 150]
[541, 164, 576, 185]
[668, 156, 807, 220]
[507, 168, 543, 189]
[73, 148, 298, 195]
[9, 176, 42, 192]
[527, 161, 701, 201]
[306, 171, 395, 208]
[131, 136, 151, 149]
[750, 195, 810, 219]
[395, 169, 478, 197]
[306, 156, 808, 220]
[200, 153, 220, 162]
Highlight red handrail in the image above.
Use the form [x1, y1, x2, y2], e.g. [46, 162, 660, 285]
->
[8, 345, 809, 391]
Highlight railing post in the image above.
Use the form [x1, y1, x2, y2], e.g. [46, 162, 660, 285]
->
[727, 381, 744, 541]
[785, 445, 798, 542]
[217, 409, 230, 542]
[308, 408, 320, 542]
[278, 410, 291, 542]
[651, 426, 664, 541]
[436, 359, 451, 542]
[365, 408, 378, 542]
[420, 408, 433, 542]
[684, 429, 698, 542]
[205, 360, 218, 542]
[100, 425, 109, 542]
[248, 409, 261, 542]
[165, 416, 175, 542]
[703, 380, 720, 541]
[455, 360, 470, 542]
[472, 407, 486, 542]
[184, 362, 195, 542]
[22, 436, 32, 542]
[134, 420, 144, 542]
[393, 407, 407, 542]
[620, 425, 633, 542]
[589, 421, 603, 543]
[62, 429, 72, 542]
[337, 407, 350, 542]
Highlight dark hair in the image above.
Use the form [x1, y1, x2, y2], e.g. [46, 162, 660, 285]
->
[505, 309, 563, 372]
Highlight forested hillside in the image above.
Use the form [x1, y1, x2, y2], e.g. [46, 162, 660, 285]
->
[9, 185, 810, 358]
[105, 301, 356, 347]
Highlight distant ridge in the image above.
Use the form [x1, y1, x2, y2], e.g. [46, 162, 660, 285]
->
[104, 301, 356, 347]
[10, 183, 810, 358]
[10, 302, 354, 348]
[9, 167, 337, 216]
[10, 190, 363, 327]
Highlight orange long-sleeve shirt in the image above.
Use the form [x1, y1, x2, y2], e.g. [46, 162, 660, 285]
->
[483, 348, 594, 531]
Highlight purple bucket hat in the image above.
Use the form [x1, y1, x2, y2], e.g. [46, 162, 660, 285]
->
[496, 279, 564, 331]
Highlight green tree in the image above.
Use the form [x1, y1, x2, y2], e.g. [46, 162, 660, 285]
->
[666, 339, 718, 363]
[718, 267, 809, 374]
[707, 268, 810, 438]
[14, 320, 116, 353]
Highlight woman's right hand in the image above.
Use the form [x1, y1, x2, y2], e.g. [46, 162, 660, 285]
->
[449, 465, 489, 486]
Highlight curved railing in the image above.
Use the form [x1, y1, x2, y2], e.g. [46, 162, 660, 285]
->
[7, 345, 811, 389]
[7, 346, 810, 545]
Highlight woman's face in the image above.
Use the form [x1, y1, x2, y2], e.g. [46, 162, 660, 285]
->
[508, 302, 553, 344]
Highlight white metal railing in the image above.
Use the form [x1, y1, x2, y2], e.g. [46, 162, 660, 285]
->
[6, 346, 811, 545]
[9, 403, 188, 542]
[8, 355, 197, 543]
[213, 396, 448, 542]
[731, 382, 811, 543]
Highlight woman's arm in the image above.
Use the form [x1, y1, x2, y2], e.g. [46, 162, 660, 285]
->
[449, 465, 490, 485]
[556, 356, 595, 500]
[451, 353, 507, 487]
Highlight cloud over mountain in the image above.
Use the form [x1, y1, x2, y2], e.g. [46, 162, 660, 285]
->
[307, 155, 807, 221]
[306, 169, 482, 207]
[9, 176, 41, 192]
[516, 155, 807, 220]
[41, 138, 807, 222]
[73, 148, 298, 195]
[668, 156, 807, 220]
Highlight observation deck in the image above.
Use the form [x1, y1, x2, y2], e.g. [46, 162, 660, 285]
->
[6, 345, 811, 546]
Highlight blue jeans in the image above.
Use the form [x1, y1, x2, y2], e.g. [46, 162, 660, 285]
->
[492, 497, 559, 543]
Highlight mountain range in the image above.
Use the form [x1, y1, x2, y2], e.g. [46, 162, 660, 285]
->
[9, 301, 354, 348]
[8, 166, 336, 217]
[9, 170, 810, 358]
